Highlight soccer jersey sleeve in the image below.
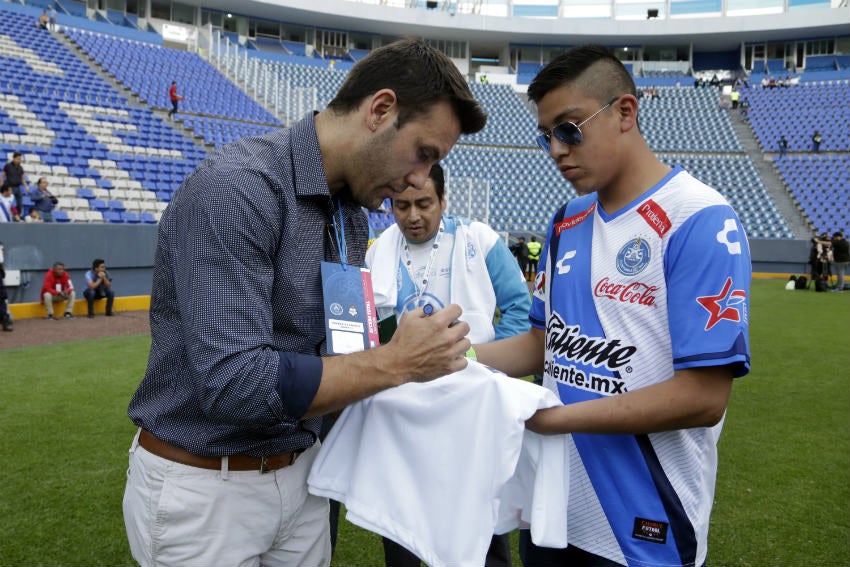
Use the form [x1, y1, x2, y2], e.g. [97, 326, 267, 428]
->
[664, 205, 751, 377]
[529, 211, 560, 330]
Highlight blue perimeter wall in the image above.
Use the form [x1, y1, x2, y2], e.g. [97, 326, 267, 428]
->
[0, 223, 813, 304]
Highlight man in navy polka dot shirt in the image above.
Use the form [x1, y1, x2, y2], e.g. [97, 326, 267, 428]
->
[123, 38, 487, 567]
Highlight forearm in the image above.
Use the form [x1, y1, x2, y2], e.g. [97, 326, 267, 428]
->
[526, 366, 733, 435]
[304, 347, 404, 418]
[304, 305, 471, 418]
[474, 327, 545, 377]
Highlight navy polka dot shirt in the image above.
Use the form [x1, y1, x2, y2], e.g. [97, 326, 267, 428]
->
[128, 113, 369, 456]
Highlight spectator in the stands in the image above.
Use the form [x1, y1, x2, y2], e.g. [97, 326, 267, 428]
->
[811, 131, 823, 153]
[1, 152, 28, 218]
[29, 177, 58, 222]
[0, 184, 20, 223]
[167, 81, 183, 120]
[25, 208, 43, 223]
[37, 10, 49, 29]
[47, 5, 57, 31]
[778, 135, 789, 158]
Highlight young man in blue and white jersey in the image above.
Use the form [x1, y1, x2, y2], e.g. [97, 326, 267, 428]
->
[475, 45, 751, 567]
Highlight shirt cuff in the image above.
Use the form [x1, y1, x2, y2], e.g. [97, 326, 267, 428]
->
[275, 352, 323, 419]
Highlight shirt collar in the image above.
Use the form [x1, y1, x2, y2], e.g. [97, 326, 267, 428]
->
[289, 112, 332, 199]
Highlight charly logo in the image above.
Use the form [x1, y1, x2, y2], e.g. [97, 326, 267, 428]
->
[330, 303, 343, 316]
[716, 218, 742, 255]
[556, 249, 577, 275]
[616, 237, 651, 276]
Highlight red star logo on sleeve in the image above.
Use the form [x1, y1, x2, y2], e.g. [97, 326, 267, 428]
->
[696, 277, 747, 331]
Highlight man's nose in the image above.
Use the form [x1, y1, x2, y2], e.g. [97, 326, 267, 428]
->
[549, 136, 571, 158]
[405, 163, 431, 190]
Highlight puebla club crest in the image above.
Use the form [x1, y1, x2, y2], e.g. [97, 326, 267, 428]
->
[616, 237, 651, 276]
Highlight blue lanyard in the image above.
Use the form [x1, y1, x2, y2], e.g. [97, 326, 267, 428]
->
[332, 199, 347, 269]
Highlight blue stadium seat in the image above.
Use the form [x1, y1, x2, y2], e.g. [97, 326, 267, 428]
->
[102, 211, 122, 223]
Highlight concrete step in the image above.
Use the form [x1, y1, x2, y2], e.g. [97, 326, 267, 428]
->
[727, 112, 812, 239]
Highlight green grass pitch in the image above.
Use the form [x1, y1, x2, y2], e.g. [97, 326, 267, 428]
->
[0, 279, 847, 566]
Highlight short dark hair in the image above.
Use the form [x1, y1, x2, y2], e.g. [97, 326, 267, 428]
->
[327, 38, 487, 135]
[390, 162, 446, 206]
[92, 258, 105, 270]
[12, 151, 21, 158]
[527, 45, 636, 106]
[52, 261, 64, 269]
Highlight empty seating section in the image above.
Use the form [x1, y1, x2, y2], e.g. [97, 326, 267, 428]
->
[182, 116, 278, 147]
[745, 80, 849, 234]
[65, 28, 281, 124]
[804, 55, 836, 72]
[639, 87, 742, 152]
[659, 154, 794, 239]
[775, 155, 849, 234]
[443, 145, 568, 234]
[0, 4, 843, 234]
[746, 81, 848, 153]
[465, 83, 537, 148]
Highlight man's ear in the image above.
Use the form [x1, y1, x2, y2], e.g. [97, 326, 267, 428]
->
[368, 89, 398, 131]
[616, 95, 639, 133]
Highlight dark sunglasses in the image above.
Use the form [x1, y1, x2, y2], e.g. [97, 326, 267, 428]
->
[536, 96, 621, 152]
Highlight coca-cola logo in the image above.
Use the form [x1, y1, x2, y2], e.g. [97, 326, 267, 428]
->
[594, 278, 658, 306]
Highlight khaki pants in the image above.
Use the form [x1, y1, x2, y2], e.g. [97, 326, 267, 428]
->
[123, 431, 331, 567]
[43, 290, 75, 316]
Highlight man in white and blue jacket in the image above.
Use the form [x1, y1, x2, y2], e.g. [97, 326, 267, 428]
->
[365, 162, 530, 567]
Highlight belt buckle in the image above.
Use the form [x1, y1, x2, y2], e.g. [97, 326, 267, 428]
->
[260, 456, 269, 474]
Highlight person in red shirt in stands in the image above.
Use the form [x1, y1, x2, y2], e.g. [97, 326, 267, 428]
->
[41, 261, 76, 319]
[167, 80, 183, 120]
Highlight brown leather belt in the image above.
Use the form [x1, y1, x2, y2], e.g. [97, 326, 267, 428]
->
[139, 429, 298, 473]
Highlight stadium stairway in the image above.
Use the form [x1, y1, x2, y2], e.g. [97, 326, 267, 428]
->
[728, 112, 811, 239]
[207, 54, 286, 126]
[57, 29, 212, 156]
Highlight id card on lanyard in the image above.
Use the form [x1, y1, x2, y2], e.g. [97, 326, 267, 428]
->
[321, 202, 379, 354]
